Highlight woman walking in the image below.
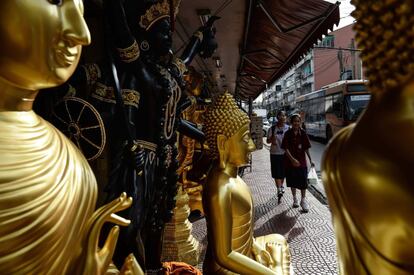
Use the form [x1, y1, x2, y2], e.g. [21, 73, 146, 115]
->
[266, 110, 289, 204]
[281, 114, 314, 212]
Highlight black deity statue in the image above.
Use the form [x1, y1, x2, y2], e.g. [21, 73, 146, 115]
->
[102, 0, 218, 272]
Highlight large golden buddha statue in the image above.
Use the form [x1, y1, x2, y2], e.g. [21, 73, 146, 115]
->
[0, 1, 142, 274]
[322, 1, 414, 274]
[203, 93, 291, 274]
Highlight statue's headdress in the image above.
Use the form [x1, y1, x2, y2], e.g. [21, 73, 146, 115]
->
[139, 0, 181, 31]
[351, 0, 414, 93]
[203, 92, 250, 159]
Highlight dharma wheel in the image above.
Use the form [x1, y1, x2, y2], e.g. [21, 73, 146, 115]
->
[52, 97, 106, 161]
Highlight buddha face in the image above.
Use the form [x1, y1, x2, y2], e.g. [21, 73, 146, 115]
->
[0, 0, 91, 90]
[225, 124, 255, 167]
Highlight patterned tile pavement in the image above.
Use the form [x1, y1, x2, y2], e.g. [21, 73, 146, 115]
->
[192, 147, 338, 274]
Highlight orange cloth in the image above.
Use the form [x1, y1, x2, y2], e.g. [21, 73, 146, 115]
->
[163, 262, 202, 275]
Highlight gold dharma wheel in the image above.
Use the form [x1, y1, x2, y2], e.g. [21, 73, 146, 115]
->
[52, 96, 106, 161]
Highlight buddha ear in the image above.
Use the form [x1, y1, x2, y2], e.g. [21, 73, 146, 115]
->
[217, 134, 227, 169]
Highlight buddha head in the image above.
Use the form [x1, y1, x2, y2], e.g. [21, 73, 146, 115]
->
[351, 0, 414, 94]
[0, 0, 91, 90]
[204, 92, 255, 168]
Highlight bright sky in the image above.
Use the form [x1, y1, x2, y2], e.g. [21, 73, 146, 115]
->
[326, 0, 356, 29]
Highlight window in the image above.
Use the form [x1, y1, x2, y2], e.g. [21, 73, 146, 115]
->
[302, 83, 312, 94]
[325, 95, 333, 113]
[347, 84, 367, 93]
[316, 97, 325, 121]
[309, 99, 317, 122]
[345, 94, 371, 120]
[341, 69, 353, 80]
[320, 35, 335, 47]
[302, 61, 312, 77]
[332, 93, 343, 118]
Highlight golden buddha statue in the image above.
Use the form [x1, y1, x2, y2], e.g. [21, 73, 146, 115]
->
[322, 1, 414, 274]
[203, 93, 291, 274]
[0, 1, 142, 274]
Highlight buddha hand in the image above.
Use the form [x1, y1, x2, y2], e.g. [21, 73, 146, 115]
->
[119, 254, 144, 275]
[80, 193, 133, 275]
[106, 253, 144, 275]
[252, 239, 274, 267]
[265, 240, 291, 275]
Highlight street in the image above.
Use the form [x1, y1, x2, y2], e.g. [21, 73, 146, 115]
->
[263, 138, 326, 174]
[309, 139, 326, 173]
[309, 139, 328, 201]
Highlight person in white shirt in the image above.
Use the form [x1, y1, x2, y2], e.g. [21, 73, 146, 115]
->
[266, 110, 289, 204]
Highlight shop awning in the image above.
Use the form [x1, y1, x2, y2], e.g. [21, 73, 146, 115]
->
[236, 0, 340, 101]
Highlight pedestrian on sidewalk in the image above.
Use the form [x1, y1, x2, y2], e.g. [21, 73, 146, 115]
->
[266, 110, 289, 204]
[281, 114, 314, 213]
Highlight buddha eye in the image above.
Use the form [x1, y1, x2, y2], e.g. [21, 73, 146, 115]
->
[48, 0, 63, 5]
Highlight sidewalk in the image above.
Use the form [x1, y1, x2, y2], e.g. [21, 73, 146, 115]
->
[308, 141, 329, 204]
[192, 148, 338, 274]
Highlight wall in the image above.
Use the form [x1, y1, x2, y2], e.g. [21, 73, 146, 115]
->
[313, 24, 362, 90]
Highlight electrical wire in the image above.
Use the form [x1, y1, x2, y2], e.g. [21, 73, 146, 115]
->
[174, 0, 233, 54]
[213, 0, 233, 16]
[313, 58, 340, 75]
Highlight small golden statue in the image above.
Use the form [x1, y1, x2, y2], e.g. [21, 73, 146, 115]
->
[322, 1, 414, 274]
[179, 68, 209, 214]
[0, 1, 142, 274]
[203, 93, 291, 274]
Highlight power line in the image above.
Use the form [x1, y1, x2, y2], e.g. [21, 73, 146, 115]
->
[213, 0, 233, 16]
[314, 46, 361, 52]
[340, 14, 353, 19]
[313, 59, 339, 75]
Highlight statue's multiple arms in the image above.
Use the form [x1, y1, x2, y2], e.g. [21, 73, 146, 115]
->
[180, 16, 220, 65]
[103, 0, 157, 91]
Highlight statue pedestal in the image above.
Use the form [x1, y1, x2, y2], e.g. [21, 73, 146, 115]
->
[161, 185, 199, 266]
[186, 185, 204, 215]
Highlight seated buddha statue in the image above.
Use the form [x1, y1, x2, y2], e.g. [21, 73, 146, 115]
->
[202, 93, 291, 275]
[0, 1, 142, 274]
[322, 1, 414, 274]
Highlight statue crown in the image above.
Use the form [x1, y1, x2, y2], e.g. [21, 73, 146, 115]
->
[139, 0, 181, 30]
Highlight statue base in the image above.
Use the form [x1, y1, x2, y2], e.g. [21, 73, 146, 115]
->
[161, 185, 200, 266]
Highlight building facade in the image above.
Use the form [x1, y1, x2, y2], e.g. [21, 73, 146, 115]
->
[260, 23, 364, 116]
[313, 23, 363, 90]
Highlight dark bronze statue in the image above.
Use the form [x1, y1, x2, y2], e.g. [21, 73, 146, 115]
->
[102, 0, 219, 270]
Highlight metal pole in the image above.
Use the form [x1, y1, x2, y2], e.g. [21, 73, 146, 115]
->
[351, 39, 356, 79]
[248, 97, 253, 118]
